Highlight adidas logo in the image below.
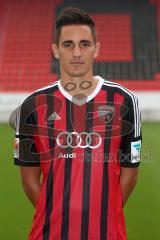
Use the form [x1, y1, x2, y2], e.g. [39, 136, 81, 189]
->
[48, 112, 61, 121]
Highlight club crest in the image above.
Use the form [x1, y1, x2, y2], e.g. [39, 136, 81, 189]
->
[98, 105, 115, 123]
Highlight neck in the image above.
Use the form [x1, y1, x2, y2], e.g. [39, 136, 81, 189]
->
[59, 73, 99, 99]
[60, 72, 94, 88]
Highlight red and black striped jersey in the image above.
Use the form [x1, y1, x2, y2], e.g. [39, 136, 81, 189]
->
[14, 76, 142, 240]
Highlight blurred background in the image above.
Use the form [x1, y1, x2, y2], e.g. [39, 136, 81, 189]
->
[0, 0, 159, 239]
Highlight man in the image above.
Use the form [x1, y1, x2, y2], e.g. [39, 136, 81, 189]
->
[14, 7, 142, 240]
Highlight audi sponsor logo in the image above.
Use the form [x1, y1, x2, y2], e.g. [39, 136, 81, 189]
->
[58, 152, 76, 158]
[56, 131, 102, 149]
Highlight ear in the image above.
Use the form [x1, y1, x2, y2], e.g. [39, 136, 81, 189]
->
[52, 43, 59, 59]
[93, 42, 100, 59]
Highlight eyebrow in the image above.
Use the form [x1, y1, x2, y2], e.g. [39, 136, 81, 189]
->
[62, 40, 92, 45]
[62, 40, 73, 45]
[80, 40, 92, 44]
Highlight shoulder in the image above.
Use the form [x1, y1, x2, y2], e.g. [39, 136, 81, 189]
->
[25, 81, 59, 101]
[101, 77, 139, 104]
[16, 81, 59, 121]
[21, 81, 59, 107]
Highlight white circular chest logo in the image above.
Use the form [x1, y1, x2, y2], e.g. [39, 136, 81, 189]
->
[56, 131, 102, 149]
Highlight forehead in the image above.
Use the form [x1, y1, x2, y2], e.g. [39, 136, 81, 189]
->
[59, 25, 94, 43]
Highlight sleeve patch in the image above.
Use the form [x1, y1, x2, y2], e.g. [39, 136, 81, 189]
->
[14, 138, 19, 158]
[131, 140, 141, 163]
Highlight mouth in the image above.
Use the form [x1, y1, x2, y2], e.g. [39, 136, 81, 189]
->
[70, 61, 85, 64]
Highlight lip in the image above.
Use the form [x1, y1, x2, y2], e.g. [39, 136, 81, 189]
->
[70, 61, 85, 64]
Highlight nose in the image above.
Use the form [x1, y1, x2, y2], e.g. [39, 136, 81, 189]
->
[73, 45, 81, 58]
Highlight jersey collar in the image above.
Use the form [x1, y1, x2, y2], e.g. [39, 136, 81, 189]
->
[57, 76, 104, 106]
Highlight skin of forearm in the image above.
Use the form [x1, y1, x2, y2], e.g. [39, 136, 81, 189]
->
[120, 169, 138, 207]
[22, 182, 41, 207]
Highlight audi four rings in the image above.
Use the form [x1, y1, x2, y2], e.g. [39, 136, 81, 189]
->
[56, 131, 102, 149]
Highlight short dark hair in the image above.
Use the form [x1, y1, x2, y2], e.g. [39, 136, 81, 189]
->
[55, 7, 96, 45]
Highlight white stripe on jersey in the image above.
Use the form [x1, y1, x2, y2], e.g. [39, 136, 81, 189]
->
[15, 105, 21, 136]
[103, 80, 141, 138]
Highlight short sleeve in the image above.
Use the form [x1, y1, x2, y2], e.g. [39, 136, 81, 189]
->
[14, 96, 40, 167]
[119, 94, 142, 168]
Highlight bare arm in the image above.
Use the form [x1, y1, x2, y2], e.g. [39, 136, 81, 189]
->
[120, 167, 139, 207]
[20, 166, 42, 207]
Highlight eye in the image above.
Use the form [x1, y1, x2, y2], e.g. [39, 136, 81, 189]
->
[64, 43, 70, 47]
[80, 42, 91, 47]
[63, 42, 73, 48]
